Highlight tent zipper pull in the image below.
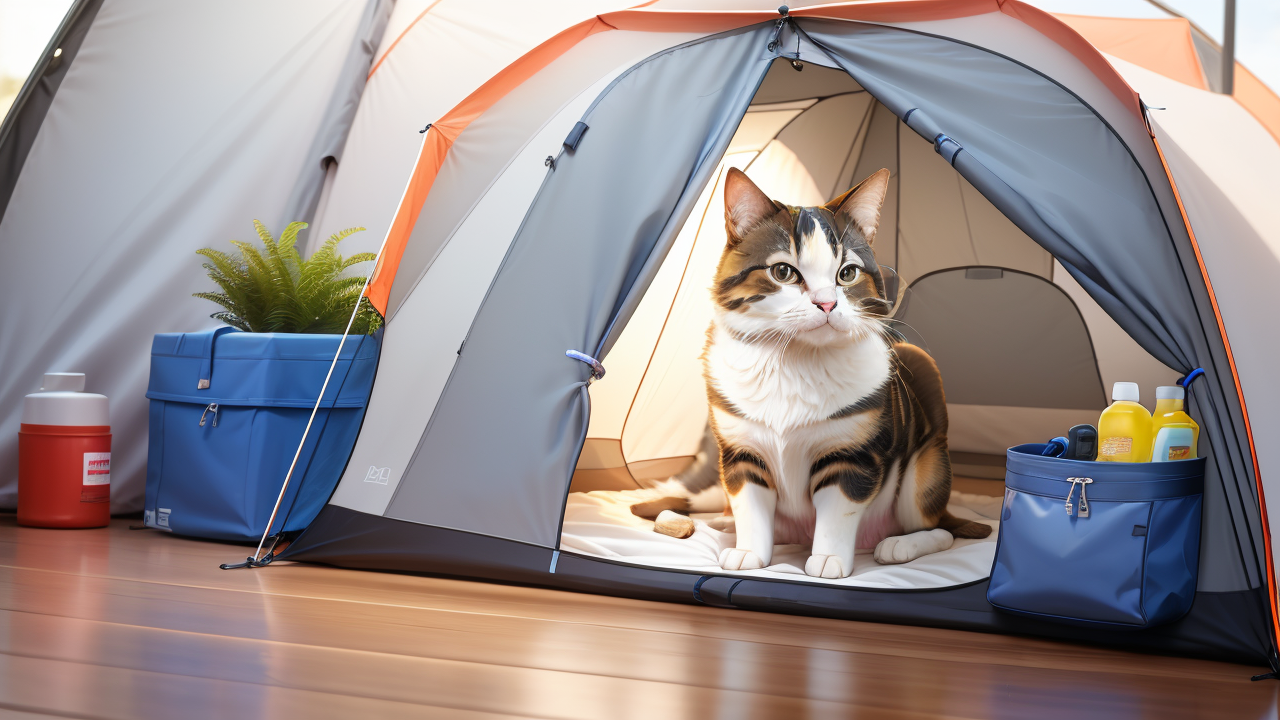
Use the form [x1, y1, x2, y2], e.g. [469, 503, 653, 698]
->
[199, 403, 219, 428]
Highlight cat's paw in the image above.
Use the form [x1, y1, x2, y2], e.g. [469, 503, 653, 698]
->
[873, 529, 953, 565]
[706, 515, 736, 533]
[804, 554, 851, 579]
[719, 547, 765, 571]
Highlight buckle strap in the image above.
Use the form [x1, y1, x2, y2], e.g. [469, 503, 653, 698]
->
[565, 350, 605, 381]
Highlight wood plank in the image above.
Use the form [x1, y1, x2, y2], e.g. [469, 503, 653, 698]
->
[2, 606, 1269, 720]
[0, 610, 946, 720]
[0, 518, 1272, 719]
[0, 521, 1258, 684]
[0, 652, 530, 720]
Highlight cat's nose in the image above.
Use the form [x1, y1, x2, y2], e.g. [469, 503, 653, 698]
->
[813, 299, 836, 313]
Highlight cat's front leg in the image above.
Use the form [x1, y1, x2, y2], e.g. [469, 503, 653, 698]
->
[806, 484, 865, 578]
[718, 450, 776, 571]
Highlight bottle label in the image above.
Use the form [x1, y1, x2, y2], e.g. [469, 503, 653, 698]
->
[1100, 437, 1132, 457]
[82, 452, 110, 503]
[1167, 446, 1192, 461]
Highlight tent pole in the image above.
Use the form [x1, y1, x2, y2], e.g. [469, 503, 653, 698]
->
[1222, 0, 1236, 95]
[221, 130, 429, 570]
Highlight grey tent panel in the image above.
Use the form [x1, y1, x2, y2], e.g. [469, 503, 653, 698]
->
[894, 268, 1105, 410]
[384, 27, 775, 547]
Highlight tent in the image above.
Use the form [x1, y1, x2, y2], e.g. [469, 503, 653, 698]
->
[0, 0, 632, 511]
[0, 0, 394, 510]
[269, 1, 1280, 667]
[3, 0, 1279, 667]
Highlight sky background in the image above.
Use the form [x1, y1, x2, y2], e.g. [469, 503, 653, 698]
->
[0, 0, 1278, 118]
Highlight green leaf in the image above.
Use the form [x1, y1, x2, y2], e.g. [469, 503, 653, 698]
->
[193, 221, 383, 334]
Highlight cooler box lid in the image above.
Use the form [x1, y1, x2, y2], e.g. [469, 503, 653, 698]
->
[146, 328, 378, 408]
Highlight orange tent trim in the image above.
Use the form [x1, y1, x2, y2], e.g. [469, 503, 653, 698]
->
[365, 16, 613, 314]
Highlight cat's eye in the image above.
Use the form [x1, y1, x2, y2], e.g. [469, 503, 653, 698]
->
[770, 263, 800, 284]
[837, 264, 861, 286]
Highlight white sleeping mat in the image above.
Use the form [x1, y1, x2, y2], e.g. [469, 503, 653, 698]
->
[560, 489, 1002, 590]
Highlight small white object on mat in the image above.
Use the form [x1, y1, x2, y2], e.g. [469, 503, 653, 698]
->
[653, 510, 695, 538]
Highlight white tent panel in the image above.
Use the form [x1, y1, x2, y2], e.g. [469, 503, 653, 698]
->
[896, 128, 1052, 283]
[771, 93, 876, 198]
[1110, 57, 1280, 581]
[310, 0, 637, 256]
[0, 0, 378, 511]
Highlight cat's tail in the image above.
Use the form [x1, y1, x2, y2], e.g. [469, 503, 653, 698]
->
[631, 421, 726, 520]
[937, 512, 992, 539]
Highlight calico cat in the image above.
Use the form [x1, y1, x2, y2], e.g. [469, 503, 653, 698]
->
[702, 167, 990, 578]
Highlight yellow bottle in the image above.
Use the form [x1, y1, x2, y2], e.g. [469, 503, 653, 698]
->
[1098, 382, 1153, 462]
[1151, 385, 1199, 462]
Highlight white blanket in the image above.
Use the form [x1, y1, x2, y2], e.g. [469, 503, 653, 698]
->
[561, 489, 1002, 589]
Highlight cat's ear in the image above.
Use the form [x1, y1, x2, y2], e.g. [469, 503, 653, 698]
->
[724, 168, 776, 244]
[825, 168, 890, 244]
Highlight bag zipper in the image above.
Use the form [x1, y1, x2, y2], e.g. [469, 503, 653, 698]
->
[1064, 477, 1093, 517]
[199, 403, 219, 428]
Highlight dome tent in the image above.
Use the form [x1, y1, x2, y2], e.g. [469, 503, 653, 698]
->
[273, 1, 1280, 668]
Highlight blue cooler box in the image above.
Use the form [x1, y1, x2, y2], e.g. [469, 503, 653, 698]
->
[144, 327, 378, 541]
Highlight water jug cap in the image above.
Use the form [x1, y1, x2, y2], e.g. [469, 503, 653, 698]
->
[1156, 385, 1185, 401]
[1112, 381, 1140, 403]
[41, 373, 85, 392]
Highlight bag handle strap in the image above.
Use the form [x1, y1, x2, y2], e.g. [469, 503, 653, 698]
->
[197, 327, 238, 390]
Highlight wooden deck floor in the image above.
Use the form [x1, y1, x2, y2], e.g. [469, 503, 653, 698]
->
[0, 517, 1274, 719]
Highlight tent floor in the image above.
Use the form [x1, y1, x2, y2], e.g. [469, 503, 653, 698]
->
[561, 487, 1002, 590]
[0, 516, 1273, 718]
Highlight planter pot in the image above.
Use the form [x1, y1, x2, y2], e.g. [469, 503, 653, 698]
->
[144, 327, 378, 542]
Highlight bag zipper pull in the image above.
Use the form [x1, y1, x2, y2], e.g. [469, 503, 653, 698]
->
[1077, 478, 1093, 518]
[1064, 478, 1077, 516]
[199, 402, 220, 427]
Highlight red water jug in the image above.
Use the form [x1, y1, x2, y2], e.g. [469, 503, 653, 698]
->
[18, 373, 111, 528]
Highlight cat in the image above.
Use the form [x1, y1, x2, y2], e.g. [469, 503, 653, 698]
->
[699, 167, 990, 579]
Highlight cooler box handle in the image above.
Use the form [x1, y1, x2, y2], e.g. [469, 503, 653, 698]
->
[197, 327, 238, 390]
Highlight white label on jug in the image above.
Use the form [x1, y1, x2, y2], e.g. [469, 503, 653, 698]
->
[82, 452, 110, 504]
[83, 453, 111, 485]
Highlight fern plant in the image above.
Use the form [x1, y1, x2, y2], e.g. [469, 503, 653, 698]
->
[195, 221, 382, 334]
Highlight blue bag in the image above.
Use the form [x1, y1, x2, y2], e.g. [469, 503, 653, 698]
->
[144, 328, 378, 541]
[987, 444, 1205, 628]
